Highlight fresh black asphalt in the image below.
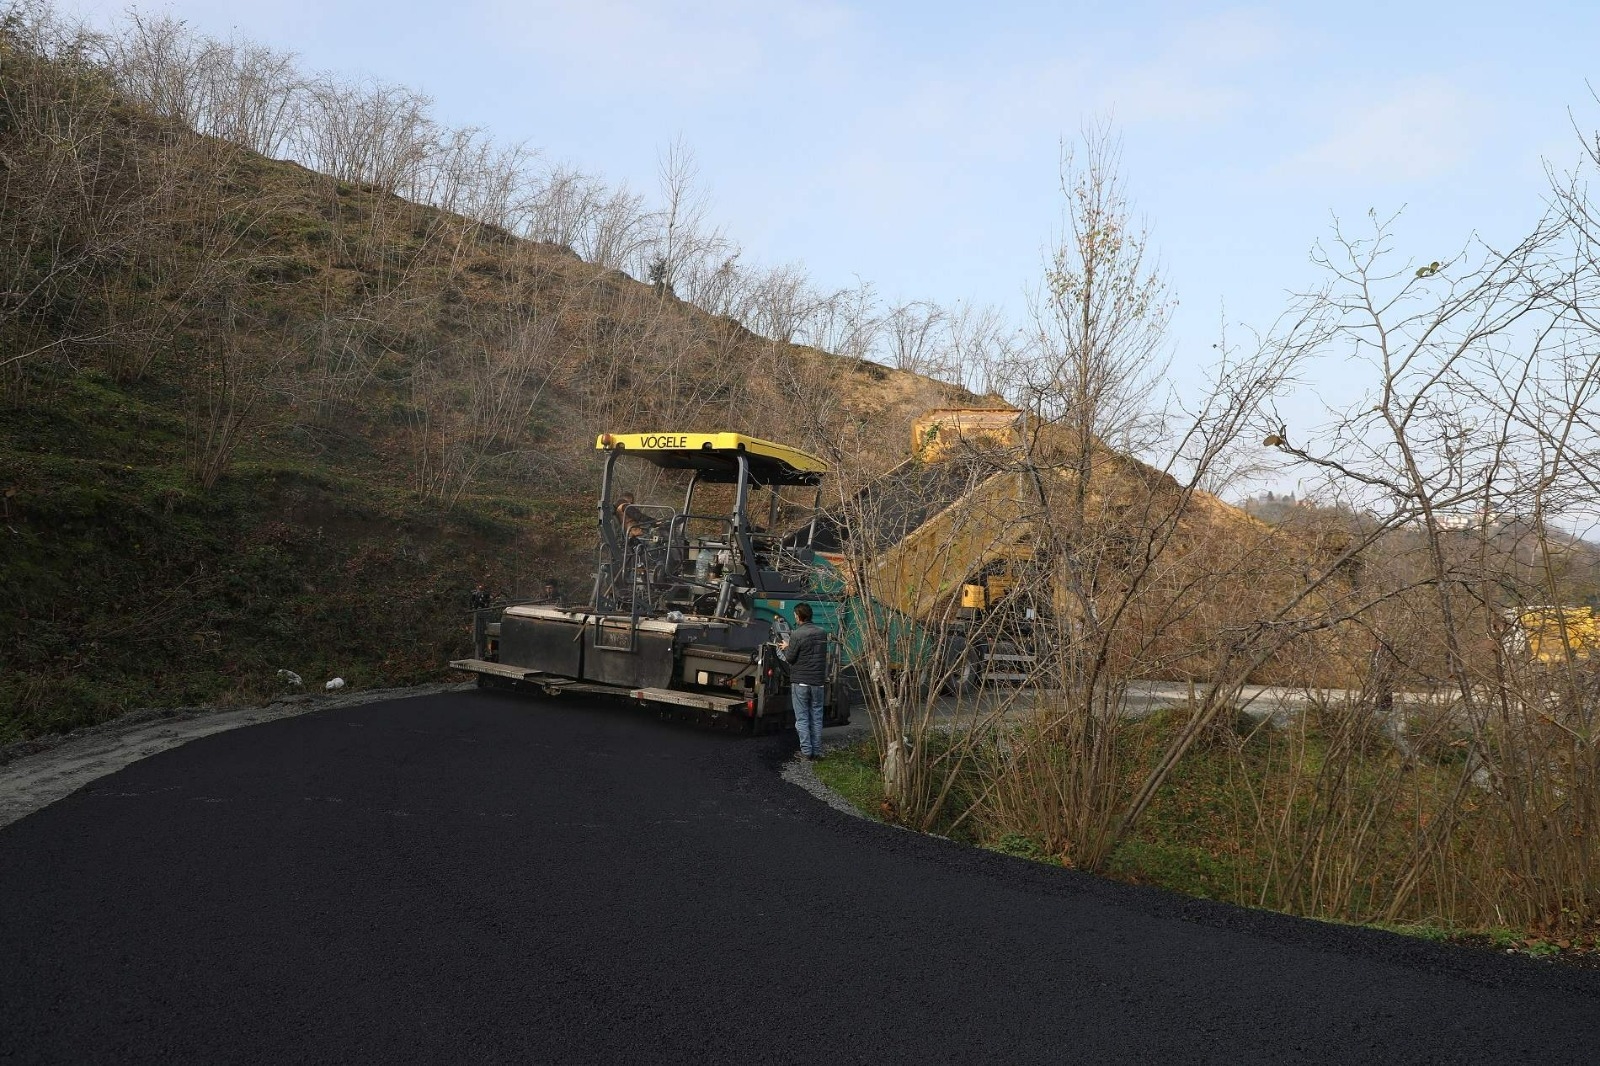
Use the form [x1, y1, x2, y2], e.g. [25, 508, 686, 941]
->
[3, 689, 1598, 1063]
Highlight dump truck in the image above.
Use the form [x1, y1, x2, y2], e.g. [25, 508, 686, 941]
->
[811, 408, 1048, 686]
[452, 432, 854, 732]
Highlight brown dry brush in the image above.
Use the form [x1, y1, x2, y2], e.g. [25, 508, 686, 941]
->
[1199, 202, 1600, 931]
[833, 125, 1600, 938]
[830, 444, 1028, 831]
[4, 0, 980, 504]
[968, 434, 1335, 870]
[0, 9, 163, 389]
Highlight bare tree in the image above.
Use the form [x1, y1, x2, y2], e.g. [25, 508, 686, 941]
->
[578, 182, 650, 273]
[525, 163, 603, 249]
[1223, 203, 1600, 926]
[798, 278, 881, 363]
[0, 3, 169, 382]
[882, 299, 946, 376]
[100, 11, 207, 129]
[946, 301, 1022, 397]
[201, 36, 301, 157]
[292, 75, 434, 196]
[1027, 127, 1172, 460]
[739, 263, 820, 346]
[101, 15, 301, 158]
[408, 303, 566, 504]
[641, 136, 729, 300]
[838, 124, 1308, 869]
[186, 299, 294, 490]
[688, 253, 747, 320]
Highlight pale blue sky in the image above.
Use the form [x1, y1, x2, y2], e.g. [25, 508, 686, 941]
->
[63, 0, 1600, 477]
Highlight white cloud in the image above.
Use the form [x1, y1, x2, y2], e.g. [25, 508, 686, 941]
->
[1281, 76, 1481, 184]
[840, 6, 1290, 169]
[794, 7, 1292, 238]
[475, 0, 857, 100]
[1170, 6, 1285, 67]
[1096, 7, 1287, 126]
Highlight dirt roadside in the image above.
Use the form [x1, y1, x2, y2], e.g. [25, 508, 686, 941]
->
[0, 681, 475, 830]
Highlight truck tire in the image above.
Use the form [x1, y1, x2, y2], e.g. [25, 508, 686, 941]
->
[940, 636, 979, 697]
[828, 665, 861, 726]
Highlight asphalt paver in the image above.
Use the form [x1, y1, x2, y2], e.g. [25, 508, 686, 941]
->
[3, 689, 1598, 1063]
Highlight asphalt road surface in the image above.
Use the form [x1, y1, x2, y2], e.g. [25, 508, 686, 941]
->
[3, 689, 1599, 1063]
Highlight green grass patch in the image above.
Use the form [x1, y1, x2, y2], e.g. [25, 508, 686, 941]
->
[1104, 839, 1239, 901]
[814, 740, 885, 818]
[1, 360, 591, 744]
[993, 833, 1051, 861]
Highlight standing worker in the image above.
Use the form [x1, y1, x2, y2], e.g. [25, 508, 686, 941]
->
[780, 603, 829, 761]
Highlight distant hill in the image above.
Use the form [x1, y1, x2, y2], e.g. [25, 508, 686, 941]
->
[0, 26, 977, 743]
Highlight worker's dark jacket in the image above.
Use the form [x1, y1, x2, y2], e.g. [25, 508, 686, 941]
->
[782, 622, 829, 686]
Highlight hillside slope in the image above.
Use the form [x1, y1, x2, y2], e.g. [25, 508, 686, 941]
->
[0, 35, 976, 742]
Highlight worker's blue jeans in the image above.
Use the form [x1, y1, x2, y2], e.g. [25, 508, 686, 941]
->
[791, 683, 825, 757]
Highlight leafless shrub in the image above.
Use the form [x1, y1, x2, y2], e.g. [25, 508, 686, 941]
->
[98, 11, 207, 129]
[945, 302, 1021, 397]
[797, 279, 881, 363]
[738, 263, 822, 346]
[1229, 194, 1600, 927]
[103, 14, 301, 158]
[832, 125, 1323, 865]
[576, 182, 651, 273]
[408, 289, 568, 504]
[292, 75, 434, 197]
[185, 302, 294, 490]
[0, 3, 139, 383]
[638, 137, 733, 300]
[829, 445, 1027, 828]
[524, 163, 604, 249]
[201, 38, 300, 157]
[882, 299, 946, 376]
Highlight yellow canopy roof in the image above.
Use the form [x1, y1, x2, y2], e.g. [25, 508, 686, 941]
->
[595, 432, 827, 485]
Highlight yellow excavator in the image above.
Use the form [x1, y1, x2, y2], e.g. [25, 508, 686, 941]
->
[1504, 606, 1600, 666]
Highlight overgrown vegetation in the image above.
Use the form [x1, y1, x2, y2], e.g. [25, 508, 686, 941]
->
[0, 366, 587, 742]
[0, 1, 972, 742]
[820, 700, 1600, 966]
[829, 119, 1600, 950]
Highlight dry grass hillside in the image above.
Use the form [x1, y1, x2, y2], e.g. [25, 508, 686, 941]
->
[0, 25, 976, 742]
